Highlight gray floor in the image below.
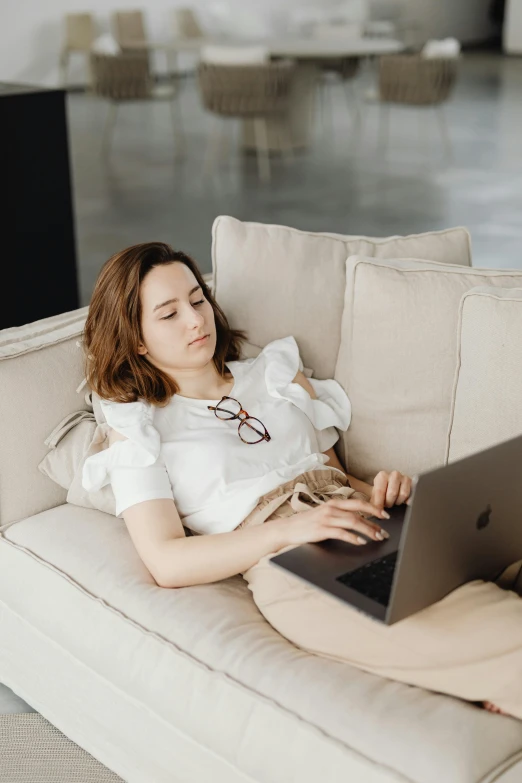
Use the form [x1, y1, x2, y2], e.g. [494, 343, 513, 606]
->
[1, 50, 522, 716]
[67, 51, 522, 308]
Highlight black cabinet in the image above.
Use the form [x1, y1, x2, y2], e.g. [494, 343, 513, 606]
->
[0, 83, 79, 329]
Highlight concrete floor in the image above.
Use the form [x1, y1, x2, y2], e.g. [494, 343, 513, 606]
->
[66, 51, 522, 308]
[1, 50, 522, 716]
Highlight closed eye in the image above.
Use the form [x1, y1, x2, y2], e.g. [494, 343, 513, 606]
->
[161, 299, 205, 320]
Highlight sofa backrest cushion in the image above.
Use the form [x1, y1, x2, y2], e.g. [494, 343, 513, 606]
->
[0, 307, 89, 526]
[211, 215, 472, 380]
[446, 287, 522, 463]
[334, 258, 522, 483]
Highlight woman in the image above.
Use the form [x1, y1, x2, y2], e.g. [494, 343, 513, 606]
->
[82, 241, 522, 719]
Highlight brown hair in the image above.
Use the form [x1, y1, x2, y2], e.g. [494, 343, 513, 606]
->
[82, 242, 248, 406]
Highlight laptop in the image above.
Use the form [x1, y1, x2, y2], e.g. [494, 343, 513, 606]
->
[268, 432, 522, 625]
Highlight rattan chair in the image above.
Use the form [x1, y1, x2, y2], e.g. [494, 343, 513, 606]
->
[112, 10, 147, 48]
[377, 54, 459, 161]
[172, 7, 205, 39]
[59, 13, 96, 88]
[197, 60, 296, 183]
[169, 8, 207, 81]
[90, 52, 184, 158]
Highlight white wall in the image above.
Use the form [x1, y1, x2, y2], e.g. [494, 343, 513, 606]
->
[504, 0, 522, 53]
[0, 0, 496, 89]
[402, 0, 494, 44]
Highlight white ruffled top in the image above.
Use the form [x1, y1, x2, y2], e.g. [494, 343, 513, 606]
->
[82, 336, 352, 534]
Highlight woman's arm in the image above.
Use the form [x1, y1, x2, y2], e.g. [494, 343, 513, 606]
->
[157, 523, 289, 588]
[323, 446, 374, 498]
[292, 369, 411, 507]
[290, 370, 375, 498]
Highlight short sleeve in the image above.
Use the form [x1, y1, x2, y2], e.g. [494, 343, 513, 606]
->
[263, 336, 352, 452]
[81, 399, 175, 517]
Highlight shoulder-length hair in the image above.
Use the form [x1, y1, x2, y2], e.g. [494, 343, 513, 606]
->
[82, 242, 248, 406]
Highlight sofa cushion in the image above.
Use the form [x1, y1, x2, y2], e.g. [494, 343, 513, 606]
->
[38, 418, 119, 516]
[334, 257, 522, 483]
[211, 216, 472, 381]
[0, 307, 90, 525]
[2, 504, 522, 783]
[446, 287, 522, 463]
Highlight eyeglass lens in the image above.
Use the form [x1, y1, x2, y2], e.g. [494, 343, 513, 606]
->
[215, 398, 268, 444]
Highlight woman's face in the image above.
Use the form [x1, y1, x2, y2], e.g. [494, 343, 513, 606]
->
[137, 262, 216, 371]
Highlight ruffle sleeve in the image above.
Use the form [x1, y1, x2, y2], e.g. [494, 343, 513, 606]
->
[263, 336, 352, 452]
[82, 399, 174, 516]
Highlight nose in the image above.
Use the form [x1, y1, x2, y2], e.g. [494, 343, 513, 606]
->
[184, 307, 205, 335]
[184, 304, 204, 325]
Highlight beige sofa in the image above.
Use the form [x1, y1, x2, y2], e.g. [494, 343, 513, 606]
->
[1, 216, 522, 783]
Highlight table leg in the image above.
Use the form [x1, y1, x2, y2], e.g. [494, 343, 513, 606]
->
[240, 64, 319, 153]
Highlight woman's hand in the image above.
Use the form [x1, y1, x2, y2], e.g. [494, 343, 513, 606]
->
[370, 470, 413, 511]
[279, 497, 391, 548]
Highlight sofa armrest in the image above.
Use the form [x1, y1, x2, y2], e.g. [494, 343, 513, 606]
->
[0, 307, 89, 527]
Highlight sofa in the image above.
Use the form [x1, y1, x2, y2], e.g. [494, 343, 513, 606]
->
[1, 215, 522, 783]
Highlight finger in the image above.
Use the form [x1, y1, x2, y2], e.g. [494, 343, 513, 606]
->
[327, 528, 370, 546]
[327, 510, 390, 541]
[370, 471, 388, 511]
[327, 497, 390, 520]
[396, 476, 412, 505]
[385, 471, 403, 507]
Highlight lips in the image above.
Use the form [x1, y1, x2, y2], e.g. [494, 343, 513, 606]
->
[190, 334, 209, 345]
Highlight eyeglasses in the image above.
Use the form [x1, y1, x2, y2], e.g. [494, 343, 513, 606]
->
[207, 396, 271, 445]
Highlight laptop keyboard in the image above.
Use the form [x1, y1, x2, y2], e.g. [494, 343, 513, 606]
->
[336, 551, 399, 607]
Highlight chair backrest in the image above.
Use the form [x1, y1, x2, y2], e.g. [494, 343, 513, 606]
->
[197, 60, 295, 117]
[64, 13, 96, 52]
[113, 10, 147, 46]
[172, 8, 205, 39]
[90, 52, 151, 100]
[378, 54, 458, 105]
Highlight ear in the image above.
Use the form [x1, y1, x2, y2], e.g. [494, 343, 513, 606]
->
[137, 343, 147, 356]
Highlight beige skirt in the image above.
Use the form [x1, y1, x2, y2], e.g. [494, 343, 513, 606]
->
[238, 467, 522, 719]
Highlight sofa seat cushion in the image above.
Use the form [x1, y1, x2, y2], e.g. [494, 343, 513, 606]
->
[2, 505, 522, 783]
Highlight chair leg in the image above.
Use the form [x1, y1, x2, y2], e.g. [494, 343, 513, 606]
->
[344, 79, 363, 132]
[102, 102, 118, 157]
[436, 105, 453, 163]
[85, 52, 94, 95]
[324, 79, 335, 140]
[253, 117, 270, 183]
[59, 51, 69, 88]
[318, 76, 330, 134]
[169, 98, 185, 160]
[272, 114, 294, 165]
[203, 115, 227, 177]
[378, 102, 390, 159]
[166, 50, 179, 86]
[279, 119, 295, 165]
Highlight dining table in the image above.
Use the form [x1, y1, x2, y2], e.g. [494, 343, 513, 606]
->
[119, 35, 406, 152]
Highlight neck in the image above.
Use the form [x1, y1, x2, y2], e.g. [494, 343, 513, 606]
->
[175, 367, 234, 400]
